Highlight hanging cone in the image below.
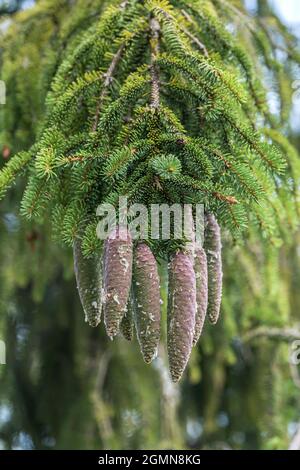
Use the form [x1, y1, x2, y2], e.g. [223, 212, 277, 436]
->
[133, 242, 161, 363]
[73, 237, 102, 327]
[204, 213, 223, 325]
[167, 251, 196, 382]
[103, 226, 133, 338]
[193, 246, 208, 345]
[184, 205, 208, 345]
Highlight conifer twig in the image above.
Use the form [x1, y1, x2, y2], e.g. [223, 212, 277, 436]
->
[213, 192, 238, 205]
[150, 17, 160, 109]
[218, 0, 254, 30]
[181, 9, 209, 57]
[63, 155, 85, 163]
[156, 7, 209, 58]
[92, 43, 125, 131]
[91, 0, 130, 132]
[184, 177, 238, 204]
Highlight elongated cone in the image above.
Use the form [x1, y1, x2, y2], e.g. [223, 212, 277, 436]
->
[204, 213, 223, 324]
[103, 226, 133, 338]
[184, 205, 195, 262]
[120, 295, 134, 341]
[168, 251, 196, 382]
[133, 243, 161, 363]
[193, 246, 208, 345]
[184, 205, 208, 345]
[73, 237, 102, 327]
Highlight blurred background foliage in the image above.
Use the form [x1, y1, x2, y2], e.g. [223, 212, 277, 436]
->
[1, 0, 300, 450]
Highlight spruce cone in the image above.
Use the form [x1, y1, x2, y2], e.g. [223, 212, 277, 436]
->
[132, 243, 161, 363]
[120, 295, 134, 341]
[184, 205, 208, 346]
[73, 237, 102, 327]
[204, 213, 223, 325]
[184, 205, 195, 261]
[168, 251, 196, 382]
[193, 246, 208, 345]
[103, 226, 133, 338]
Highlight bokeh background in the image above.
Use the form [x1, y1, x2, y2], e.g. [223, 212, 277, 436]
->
[1, 0, 300, 450]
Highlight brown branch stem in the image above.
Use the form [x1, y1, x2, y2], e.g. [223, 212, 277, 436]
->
[181, 9, 209, 57]
[242, 326, 300, 343]
[150, 17, 160, 109]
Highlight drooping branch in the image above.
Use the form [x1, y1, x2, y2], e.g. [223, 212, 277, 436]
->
[92, 43, 125, 132]
[181, 9, 209, 57]
[242, 326, 300, 343]
[91, 0, 131, 132]
[155, 7, 209, 57]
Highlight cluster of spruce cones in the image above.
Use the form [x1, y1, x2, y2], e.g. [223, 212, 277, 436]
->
[73, 213, 222, 382]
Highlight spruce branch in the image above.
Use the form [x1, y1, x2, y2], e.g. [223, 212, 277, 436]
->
[149, 17, 160, 109]
[1, 0, 298, 248]
[152, 5, 209, 57]
[0, 151, 32, 199]
[178, 175, 238, 205]
[180, 9, 209, 57]
[92, 43, 126, 132]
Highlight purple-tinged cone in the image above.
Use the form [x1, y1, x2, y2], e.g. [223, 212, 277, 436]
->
[204, 213, 223, 325]
[167, 251, 196, 382]
[193, 246, 208, 345]
[183, 205, 208, 345]
[103, 226, 133, 338]
[73, 237, 102, 327]
[133, 243, 161, 363]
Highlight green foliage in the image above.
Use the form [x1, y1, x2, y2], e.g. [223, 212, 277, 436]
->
[1, 0, 300, 248]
